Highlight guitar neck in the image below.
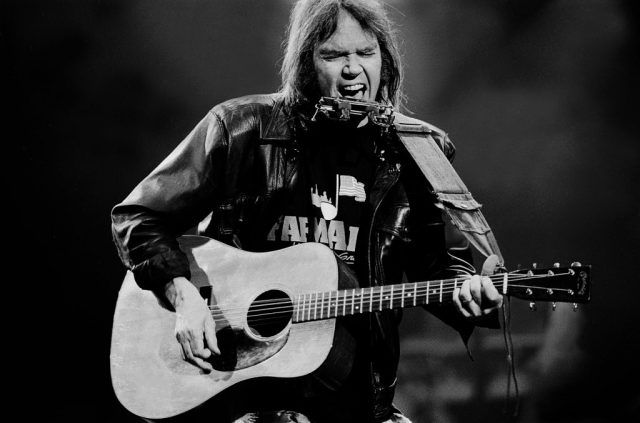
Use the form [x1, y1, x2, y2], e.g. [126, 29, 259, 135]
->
[292, 266, 591, 323]
[293, 279, 456, 322]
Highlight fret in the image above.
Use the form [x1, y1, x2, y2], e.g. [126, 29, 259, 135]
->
[325, 291, 330, 318]
[327, 291, 331, 318]
[342, 290, 347, 317]
[389, 285, 394, 310]
[351, 288, 355, 315]
[426, 281, 430, 304]
[439, 279, 443, 303]
[306, 293, 311, 321]
[413, 283, 417, 306]
[320, 292, 324, 319]
[296, 294, 301, 322]
[369, 287, 373, 312]
[334, 291, 339, 317]
[359, 290, 364, 313]
[314, 292, 318, 320]
[401, 284, 405, 308]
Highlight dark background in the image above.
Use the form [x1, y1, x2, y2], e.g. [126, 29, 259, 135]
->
[6, 0, 639, 422]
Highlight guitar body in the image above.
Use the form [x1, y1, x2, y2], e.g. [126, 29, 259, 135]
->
[110, 236, 341, 419]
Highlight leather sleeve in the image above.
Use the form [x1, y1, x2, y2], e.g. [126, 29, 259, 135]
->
[401, 134, 500, 343]
[111, 111, 229, 291]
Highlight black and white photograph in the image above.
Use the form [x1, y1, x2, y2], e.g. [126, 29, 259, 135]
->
[7, 0, 639, 422]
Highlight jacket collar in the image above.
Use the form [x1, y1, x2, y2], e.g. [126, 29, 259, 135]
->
[259, 98, 437, 141]
[260, 95, 295, 141]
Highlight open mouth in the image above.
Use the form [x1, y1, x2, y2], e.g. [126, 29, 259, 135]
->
[338, 83, 366, 100]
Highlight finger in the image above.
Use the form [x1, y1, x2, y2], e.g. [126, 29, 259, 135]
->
[452, 287, 462, 308]
[459, 279, 472, 304]
[176, 332, 188, 361]
[177, 332, 213, 372]
[178, 333, 196, 363]
[204, 317, 220, 355]
[481, 277, 502, 300]
[467, 299, 483, 317]
[461, 276, 483, 316]
[452, 287, 472, 317]
[458, 280, 477, 316]
[481, 277, 504, 312]
[190, 353, 213, 372]
[191, 330, 211, 360]
[468, 275, 482, 306]
[481, 254, 501, 276]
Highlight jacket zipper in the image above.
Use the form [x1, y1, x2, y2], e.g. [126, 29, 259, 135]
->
[366, 163, 400, 287]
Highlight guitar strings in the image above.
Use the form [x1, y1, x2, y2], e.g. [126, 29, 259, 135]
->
[207, 272, 576, 320]
[207, 273, 579, 324]
[216, 282, 577, 325]
[207, 271, 573, 312]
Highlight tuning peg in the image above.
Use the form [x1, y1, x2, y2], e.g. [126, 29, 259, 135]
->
[529, 302, 537, 311]
[552, 302, 557, 311]
[572, 303, 578, 312]
[553, 262, 560, 268]
[571, 261, 582, 267]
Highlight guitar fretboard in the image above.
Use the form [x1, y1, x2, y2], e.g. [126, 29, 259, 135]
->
[291, 266, 588, 322]
[293, 279, 463, 322]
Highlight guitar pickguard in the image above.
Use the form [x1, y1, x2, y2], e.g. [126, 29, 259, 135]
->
[209, 325, 289, 371]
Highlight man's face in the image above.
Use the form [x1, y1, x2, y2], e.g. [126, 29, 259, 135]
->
[313, 10, 382, 102]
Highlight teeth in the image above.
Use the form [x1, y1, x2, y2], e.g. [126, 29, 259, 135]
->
[343, 84, 364, 92]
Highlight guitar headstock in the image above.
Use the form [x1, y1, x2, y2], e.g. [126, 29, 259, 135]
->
[505, 262, 591, 304]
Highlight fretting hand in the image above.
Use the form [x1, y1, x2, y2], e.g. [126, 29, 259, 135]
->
[452, 255, 504, 317]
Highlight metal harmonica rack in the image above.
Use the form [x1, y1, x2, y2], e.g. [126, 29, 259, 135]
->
[312, 96, 395, 128]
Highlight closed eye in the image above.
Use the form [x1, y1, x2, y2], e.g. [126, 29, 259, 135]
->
[358, 48, 377, 56]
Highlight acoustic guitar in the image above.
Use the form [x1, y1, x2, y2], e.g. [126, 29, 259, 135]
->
[110, 235, 591, 419]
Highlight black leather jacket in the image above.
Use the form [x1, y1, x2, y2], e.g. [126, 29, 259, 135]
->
[111, 93, 489, 421]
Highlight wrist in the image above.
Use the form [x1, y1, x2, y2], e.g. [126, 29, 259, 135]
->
[163, 276, 193, 310]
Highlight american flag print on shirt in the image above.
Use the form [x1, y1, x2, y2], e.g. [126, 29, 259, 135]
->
[338, 175, 366, 202]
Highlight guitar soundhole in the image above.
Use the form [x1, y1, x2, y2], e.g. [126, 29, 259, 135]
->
[247, 290, 293, 338]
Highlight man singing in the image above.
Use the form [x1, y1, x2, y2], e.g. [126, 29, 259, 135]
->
[111, 1, 503, 421]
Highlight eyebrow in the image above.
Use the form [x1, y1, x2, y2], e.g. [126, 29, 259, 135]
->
[317, 43, 378, 56]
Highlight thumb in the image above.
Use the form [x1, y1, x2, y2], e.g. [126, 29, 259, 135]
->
[481, 254, 501, 276]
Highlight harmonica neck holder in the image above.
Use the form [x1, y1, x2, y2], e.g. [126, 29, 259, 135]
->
[311, 96, 395, 129]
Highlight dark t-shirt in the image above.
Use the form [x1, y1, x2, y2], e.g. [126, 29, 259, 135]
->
[262, 118, 378, 277]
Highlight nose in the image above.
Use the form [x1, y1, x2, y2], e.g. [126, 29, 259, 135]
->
[342, 57, 363, 78]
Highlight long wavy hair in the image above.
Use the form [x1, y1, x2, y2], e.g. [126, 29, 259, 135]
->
[279, 0, 405, 109]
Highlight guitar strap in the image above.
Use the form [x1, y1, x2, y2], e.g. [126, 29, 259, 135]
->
[393, 117, 505, 267]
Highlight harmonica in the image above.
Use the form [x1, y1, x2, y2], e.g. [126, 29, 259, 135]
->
[312, 96, 395, 128]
